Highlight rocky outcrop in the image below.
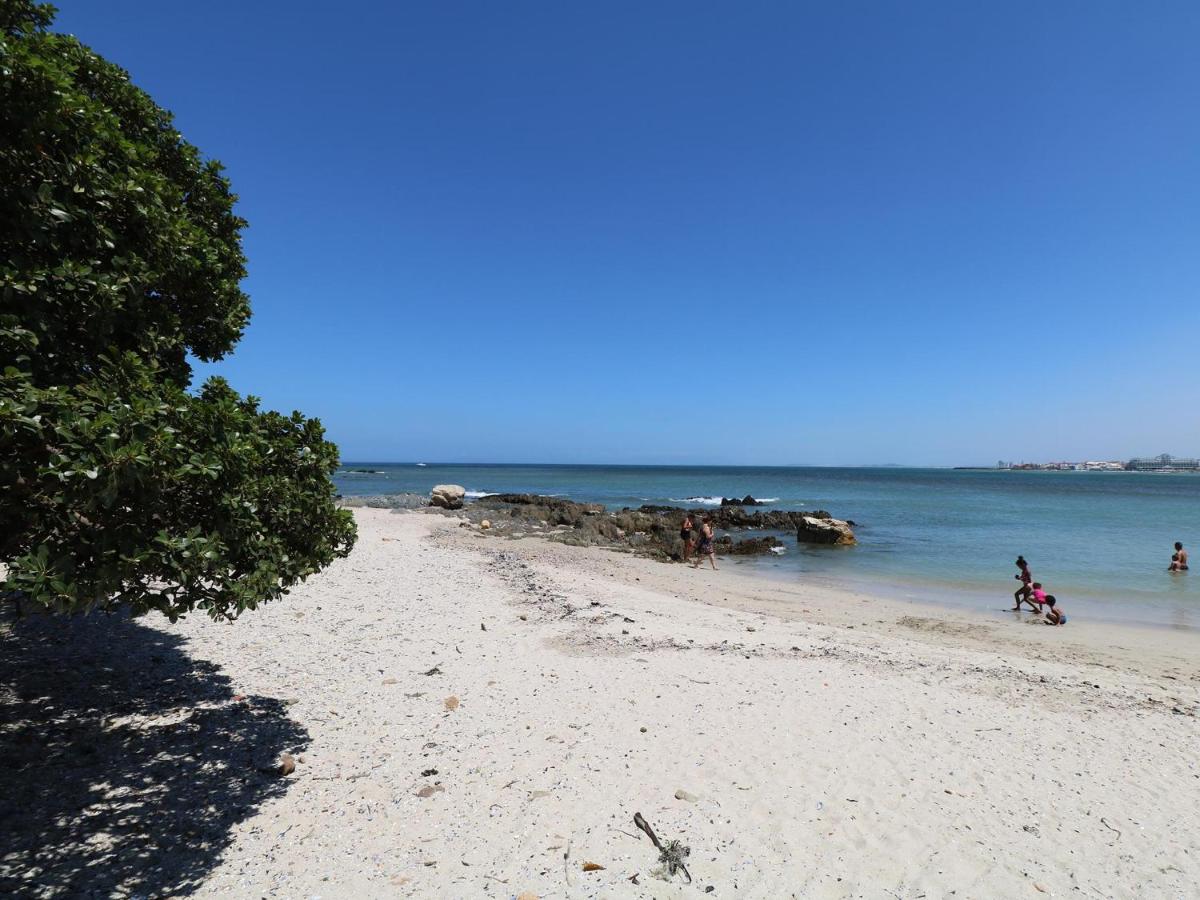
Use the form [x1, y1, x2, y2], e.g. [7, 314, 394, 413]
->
[636, 505, 831, 531]
[717, 535, 785, 555]
[720, 495, 763, 506]
[796, 515, 856, 545]
[429, 484, 466, 510]
[472, 494, 605, 526]
[443, 494, 853, 561]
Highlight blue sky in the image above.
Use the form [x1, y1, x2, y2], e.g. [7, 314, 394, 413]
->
[55, 1, 1200, 465]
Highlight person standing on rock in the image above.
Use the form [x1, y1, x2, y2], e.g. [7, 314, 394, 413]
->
[680, 513, 695, 562]
[692, 518, 718, 571]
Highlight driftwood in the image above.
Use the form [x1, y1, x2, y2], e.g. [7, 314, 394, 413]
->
[633, 812, 691, 883]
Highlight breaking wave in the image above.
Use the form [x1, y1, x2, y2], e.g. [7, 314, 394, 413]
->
[668, 495, 781, 505]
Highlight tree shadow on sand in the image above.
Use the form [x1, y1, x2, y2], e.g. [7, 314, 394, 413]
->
[0, 608, 308, 898]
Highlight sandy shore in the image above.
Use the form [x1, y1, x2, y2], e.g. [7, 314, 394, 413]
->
[3, 506, 1199, 898]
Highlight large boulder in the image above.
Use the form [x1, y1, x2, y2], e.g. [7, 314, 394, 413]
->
[796, 515, 856, 545]
[429, 484, 466, 510]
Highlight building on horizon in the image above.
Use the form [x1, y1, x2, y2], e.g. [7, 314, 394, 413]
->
[1125, 453, 1200, 471]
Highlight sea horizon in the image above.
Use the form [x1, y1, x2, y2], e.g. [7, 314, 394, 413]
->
[341, 459, 1200, 472]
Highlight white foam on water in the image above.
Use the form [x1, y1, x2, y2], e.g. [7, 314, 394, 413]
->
[669, 496, 781, 506]
[464, 490, 498, 499]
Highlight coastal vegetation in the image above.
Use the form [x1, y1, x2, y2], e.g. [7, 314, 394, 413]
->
[0, 2, 356, 620]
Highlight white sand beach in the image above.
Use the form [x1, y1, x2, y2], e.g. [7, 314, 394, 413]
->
[4, 507, 1199, 898]
[11, 4, 1200, 899]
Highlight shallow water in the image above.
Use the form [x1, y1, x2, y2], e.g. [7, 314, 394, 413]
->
[335, 464, 1200, 628]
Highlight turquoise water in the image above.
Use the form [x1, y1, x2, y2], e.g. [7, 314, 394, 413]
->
[336, 464, 1200, 628]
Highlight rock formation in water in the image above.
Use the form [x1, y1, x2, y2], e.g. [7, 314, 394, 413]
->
[795, 515, 856, 545]
[446, 494, 854, 560]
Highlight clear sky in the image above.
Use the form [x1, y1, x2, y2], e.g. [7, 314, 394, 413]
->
[54, 1, 1200, 466]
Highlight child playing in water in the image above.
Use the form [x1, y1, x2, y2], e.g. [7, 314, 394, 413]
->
[1043, 595, 1066, 625]
[1012, 556, 1037, 611]
[1030, 582, 1047, 608]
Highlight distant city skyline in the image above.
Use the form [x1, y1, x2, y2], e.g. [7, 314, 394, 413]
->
[992, 453, 1199, 472]
[55, 2, 1200, 466]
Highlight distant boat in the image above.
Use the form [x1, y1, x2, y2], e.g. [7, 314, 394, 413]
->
[415, 462, 428, 467]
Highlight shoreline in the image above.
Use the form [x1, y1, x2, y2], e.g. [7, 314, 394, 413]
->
[5, 506, 1197, 897]
[335, 466, 1200, 631]
[743, 556, 1200, 635]
[442, 510, 1200, 681]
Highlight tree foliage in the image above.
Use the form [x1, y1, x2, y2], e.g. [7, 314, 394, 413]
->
[1, 1, 356, 620]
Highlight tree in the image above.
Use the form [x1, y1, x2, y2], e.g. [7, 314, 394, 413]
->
[1, 1, 357, 621]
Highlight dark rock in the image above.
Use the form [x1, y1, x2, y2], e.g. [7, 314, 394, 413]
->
[638, 505, 830, 531]
[720, 495, 763, 506]
[472, 494, 605, 526]
[715, 535, 785, 555]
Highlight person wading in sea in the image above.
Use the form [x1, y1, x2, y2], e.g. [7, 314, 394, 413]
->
[1169, 542, 1189, 572]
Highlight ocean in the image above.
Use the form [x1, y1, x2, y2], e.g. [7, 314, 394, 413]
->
[335, 464, 1200, 629]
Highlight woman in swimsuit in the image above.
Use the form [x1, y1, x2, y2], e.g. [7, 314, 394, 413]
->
[1169, 542, 1189, 572]
[692, 517, 718, 570]
[1013, 556, 1036, 610]
[680, 514, 695, 563]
